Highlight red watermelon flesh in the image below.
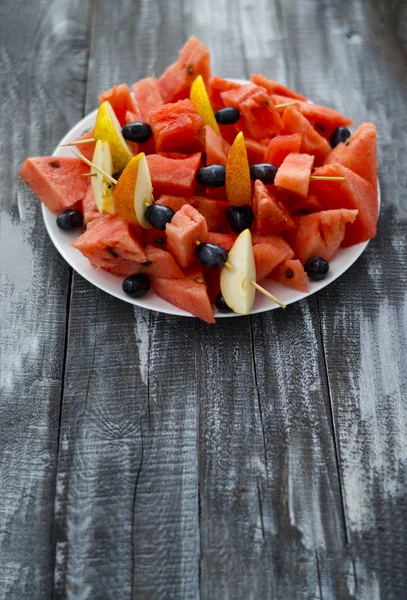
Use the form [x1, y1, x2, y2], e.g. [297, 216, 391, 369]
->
[252, 233, 295, 258]
[156, 194, 229, 232]
[73, 128, 96, 161]
[204, 125, 231, 166]
[245, 138, 269, 165]
[283, 107, 331, 164]
[274, 153, 315, 198]
[325, 122, 377, 188]
[82, 184, 101, 226]
[254, 243, 291, 282]
[131, 246, 184, 279]
[132, 76, 163, 122]
[98, 84, 138, 126]
[253, 180, 295, 234]
[221, 83, 284, 139]
[125, 110, 156, 155]
[156, 195, 188, 213]
[152, 264, 215, 323]
[289, 193, 324, 216]
[158, 36, 211, 103]
[264, 134, 302, 167]
[207, 232, 237, 252]
[149, 99, 203, 153]
[72, 214, 146, 271]
[142, 227, 167, 249]
[209, 76, 241, 111]
[272, 94, 353, 139]
[310, 163, 378, 246]
[251, 73, 307, 101]
[166, 204, 208, 268]
[147, 153, 202, 197]
[270, 259, 308, 293]
[285, 209, 358, 264]
[19, 156, 89, 212]
[202, 266, 221, 304]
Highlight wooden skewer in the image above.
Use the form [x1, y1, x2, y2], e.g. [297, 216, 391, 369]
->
[310, 176, 346, 181]
[62, 138, 96, 146]
[274, 101, 299, 110]
[73, 151, 118, 185]
[251, 281, 286, 308]
[81, 172, 97, 177]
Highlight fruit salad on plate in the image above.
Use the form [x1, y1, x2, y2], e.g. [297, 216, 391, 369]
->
[19, 36, 379, 323]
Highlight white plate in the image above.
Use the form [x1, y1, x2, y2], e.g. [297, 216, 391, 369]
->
[43, 85, 380, 319]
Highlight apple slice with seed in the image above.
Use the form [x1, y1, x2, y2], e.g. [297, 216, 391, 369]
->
[220, 229, 256, 315]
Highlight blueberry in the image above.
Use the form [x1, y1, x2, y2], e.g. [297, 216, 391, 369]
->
[330, 127, 351, 148]
[122, 273, 151, 298]
[196, 164, 226, 187]
[196, 243, 228, 269]
[250, 163, 278, 184]
[227, 205, 254, 233]
[214, 107, 241, 125]
[56, 209, 83, 230]
[304, 257, 329, 281]
[145, 204, 175, 230]
[214, 292, 232, 313]
[122, 121, 153, 143]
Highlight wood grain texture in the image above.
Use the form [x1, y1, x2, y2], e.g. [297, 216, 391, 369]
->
[0, 1, 91, 598]
[279, 0, 407, 598]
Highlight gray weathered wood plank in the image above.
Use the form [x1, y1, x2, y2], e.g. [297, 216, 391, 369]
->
[0, 1, 92, 598]
[279, 0, 407, 598]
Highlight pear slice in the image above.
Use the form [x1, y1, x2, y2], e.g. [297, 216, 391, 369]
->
[90, 140, 116, 215]
[225, 131, 252, 206]
[94, 101, 133, 171]
[190, 74, 220, 135]
[113, 152, 153, 228]
[220, 228, 256, 315]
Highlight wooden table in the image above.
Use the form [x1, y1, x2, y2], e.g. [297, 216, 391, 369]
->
[1, 0, 406, 598]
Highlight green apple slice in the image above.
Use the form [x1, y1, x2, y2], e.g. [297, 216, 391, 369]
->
[91, 139, 116, 214]
[220, 229, 256, 315]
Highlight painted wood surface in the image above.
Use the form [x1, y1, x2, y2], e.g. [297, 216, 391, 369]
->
[0, 0, 406, 599]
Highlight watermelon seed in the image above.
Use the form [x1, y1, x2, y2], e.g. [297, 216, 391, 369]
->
[195, 277, 204, 284]
[316, 123, 326, 132]
[50, 161, 60, 168]
[143, 260, 153, 266]
[285, 269, 294, 279]
[187, 65, 194, 76]
[107, 247, 119, 258]
[155, 237, 165, 245]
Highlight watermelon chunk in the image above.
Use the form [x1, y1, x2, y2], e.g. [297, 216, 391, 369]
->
[274, 153, 315, 198]
[221, 83, 284, 139]
[202, 266, 221, 304]
[166, 204, 208, 268]
[253, 180, 295, 234]
[209, 76, 241, 111]
[98, 83, 138, 126]
[152, 264, 215, 323]
[82, 184, 101, 227]
[289, 194, 324, 216]
[283, 107, 331, 164]
[149, 99, 203, 152]
[245, 138, 269, 165]
[254, 242, 291, 281]
[204, 125, 231, 166]
[325, 122, 377, 188]
[147, 153, 202, 197]
[72, 214, 147, 273]
[251, 73, 307, 101]
[132, 76, 164, 122]
[156, 194, 229, 232]
[310, 163, 378, 246]
[207, 232, 237, 252]
[19, 156, 89, 212]
[158, 36, 211, 103]
[264, 134, 302, 167]
[73, 128, 96, 161]
[270, 259, 308, 293]
[286, 209, 359, 264]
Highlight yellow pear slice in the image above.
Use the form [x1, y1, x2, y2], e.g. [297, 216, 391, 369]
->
[114, 152, 153, 228]
[220, 229, 256, 315]
[226, 131, 252, 206]
[94, 101, 133, 171]
[91, 140, 116, 215]
[190, 75, 220, 135]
